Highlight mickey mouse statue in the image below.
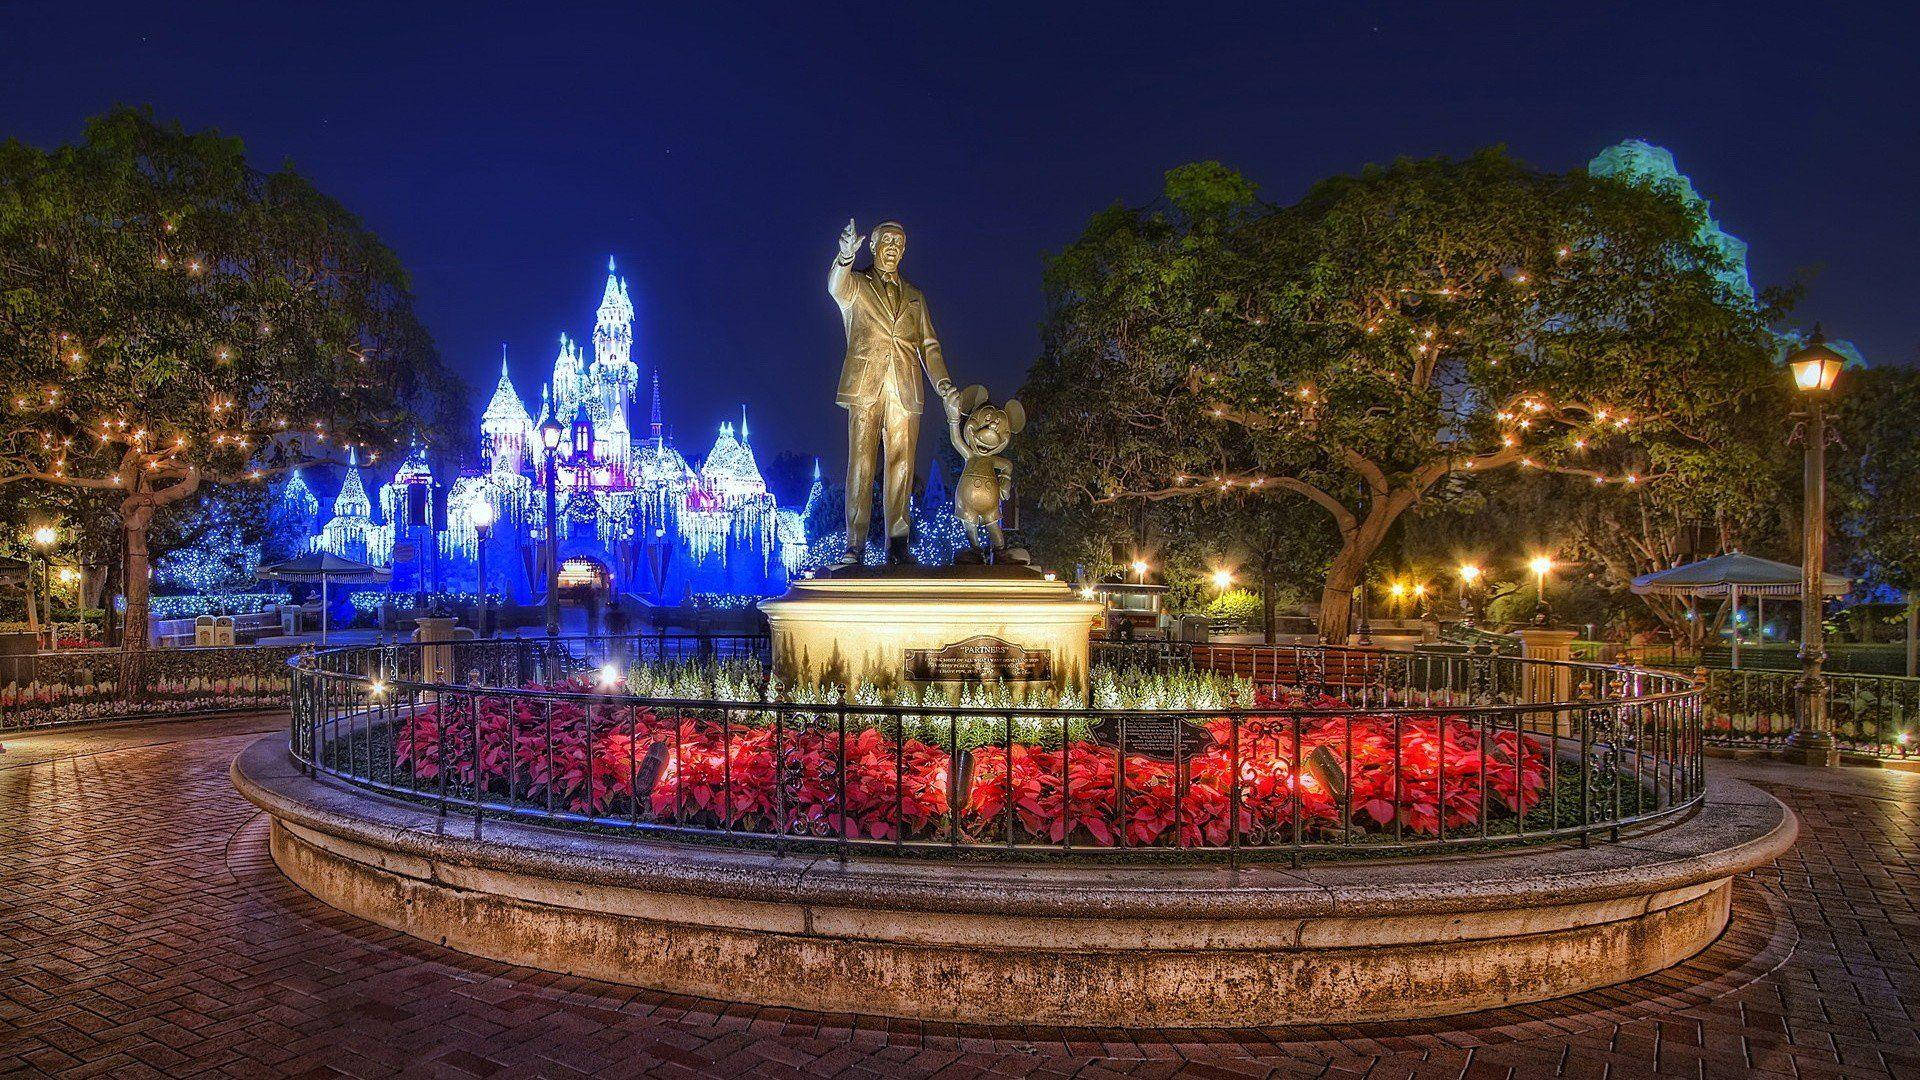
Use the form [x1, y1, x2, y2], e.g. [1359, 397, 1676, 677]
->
[945, 384, 1027, 564]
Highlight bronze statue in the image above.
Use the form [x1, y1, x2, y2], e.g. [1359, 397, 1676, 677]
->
[947, 385, 1026, 563]
[829, 219, 957, 565]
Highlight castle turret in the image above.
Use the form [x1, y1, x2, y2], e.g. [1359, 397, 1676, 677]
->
[591, 256, 638, 414]
[333, 446, 371, 520]
[481, 347, 533, 476]
[551, 331, 586, 424]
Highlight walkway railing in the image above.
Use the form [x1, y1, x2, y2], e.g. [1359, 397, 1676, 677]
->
[288, 635, 1704, 861]
[1702, 667, 1920, 757]
[1, 644, 302, 730]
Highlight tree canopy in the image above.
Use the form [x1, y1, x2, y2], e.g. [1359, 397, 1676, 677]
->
[0, 107, 465, 664]
[1022, 150, 1783, 639]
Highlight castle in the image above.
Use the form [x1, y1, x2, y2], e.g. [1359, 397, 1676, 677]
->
[304, 258, 811, 603]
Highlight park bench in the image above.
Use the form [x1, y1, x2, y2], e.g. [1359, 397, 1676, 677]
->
[1187, 644, 1388, 691]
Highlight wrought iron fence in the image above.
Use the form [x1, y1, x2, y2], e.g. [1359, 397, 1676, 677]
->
[1703, 667, 1920, 757]
[288, 634, 1703, 861]
[1, 644, 304, 730]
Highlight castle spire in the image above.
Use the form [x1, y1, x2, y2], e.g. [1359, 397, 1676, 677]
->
[740, 405, 749, 444]
[650, 371, 663, 446]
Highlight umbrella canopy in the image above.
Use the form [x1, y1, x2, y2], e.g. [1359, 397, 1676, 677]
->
[1630, 551, 1849, 598]
[256, 552, 391, 584]
[257, 552, 389, 645]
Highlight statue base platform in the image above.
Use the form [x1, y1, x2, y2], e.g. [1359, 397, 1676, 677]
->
[758, 564, 1105, 695]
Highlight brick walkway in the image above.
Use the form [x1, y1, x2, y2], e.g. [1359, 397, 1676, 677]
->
[1, 718, 1915, 1078]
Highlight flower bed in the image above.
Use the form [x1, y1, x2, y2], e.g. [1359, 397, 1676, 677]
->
[378, 679, 1552, 848]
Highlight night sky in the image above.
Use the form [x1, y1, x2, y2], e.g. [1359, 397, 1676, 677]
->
[6, 1, 1916, 479]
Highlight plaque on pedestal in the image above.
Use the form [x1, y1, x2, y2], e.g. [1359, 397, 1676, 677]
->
[905, 635, 1053, 684]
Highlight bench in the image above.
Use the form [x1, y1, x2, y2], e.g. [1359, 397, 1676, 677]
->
[1187, 644, 1389, 691]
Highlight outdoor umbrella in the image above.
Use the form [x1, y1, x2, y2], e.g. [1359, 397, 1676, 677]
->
[1630, 552, 1850, 668]
[256, 552, 391, 645]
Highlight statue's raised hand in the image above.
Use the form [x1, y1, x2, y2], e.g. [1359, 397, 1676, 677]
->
[837, 218, 863, 261]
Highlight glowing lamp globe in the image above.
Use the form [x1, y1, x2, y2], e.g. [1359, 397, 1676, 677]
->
[1528, 556, 1554, 577]
[31, 526, 58, 548]
[1786, 333, 1846, 394]
[1211, 568, 1234, 589]
[1457, 563, 1482, 584]
[467, 501, 497, 529]
[539, 416, 565, 450]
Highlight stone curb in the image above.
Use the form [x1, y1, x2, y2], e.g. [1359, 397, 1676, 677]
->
[233, 733, 1795, 921]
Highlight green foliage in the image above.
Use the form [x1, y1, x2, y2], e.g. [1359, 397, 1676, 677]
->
[1206, 588, 1263, 624]
[1836, 366, 1920, 593]
[0, 107, 466, 648]
[1022, 150, 1782, 639]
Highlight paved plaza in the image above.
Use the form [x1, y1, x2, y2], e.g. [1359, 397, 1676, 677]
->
[1, 715, 1915, 1079]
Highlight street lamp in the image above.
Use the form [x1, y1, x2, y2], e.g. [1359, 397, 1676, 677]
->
[539, 415, 565, 638]
[1457, 563, 1482, 625]
[468, 500, 496, 638]
[1211, 568, 1234, 591]
[1528, 555, 1554, 626]
[1131, 559, 1150, 584]
[30, 525, 58, 648]
[1785, 330, 1848, 766]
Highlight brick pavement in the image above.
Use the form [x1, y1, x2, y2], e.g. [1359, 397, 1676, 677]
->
[0, 716, 1915, 1078]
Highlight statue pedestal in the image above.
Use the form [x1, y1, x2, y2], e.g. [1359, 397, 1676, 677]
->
[758, 565, 1105, 696]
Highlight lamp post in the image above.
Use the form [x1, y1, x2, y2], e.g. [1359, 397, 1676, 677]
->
[539, 416, 564, 638]
[468, 500, 496, 638]
[31, 525, 58, 649]
[1529, 556, 1554, 626]
[1785, 331, 1846, 767]
[1457, 563, 1482, 626]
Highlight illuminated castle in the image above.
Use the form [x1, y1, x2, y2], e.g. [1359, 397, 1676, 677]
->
[306, 258, 808, 602]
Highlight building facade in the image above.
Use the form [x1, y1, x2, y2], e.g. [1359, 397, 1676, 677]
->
[304, 259, 808, 603]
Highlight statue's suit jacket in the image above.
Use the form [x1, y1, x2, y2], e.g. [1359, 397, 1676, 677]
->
[829, 257, 950, 411]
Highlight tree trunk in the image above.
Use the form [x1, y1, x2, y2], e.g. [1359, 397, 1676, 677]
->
[1317, 553, 1364, 643]
[1314, 501, 1404, 643]
[1259, 569, 1276, 644]
[118, 504, 154, 702]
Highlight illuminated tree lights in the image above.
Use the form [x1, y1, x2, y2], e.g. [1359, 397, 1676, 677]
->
[1022, 145, 1780, 641]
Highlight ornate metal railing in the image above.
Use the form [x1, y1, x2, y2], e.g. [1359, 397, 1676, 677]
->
[1701, 666, 1920, 757]
[288, 634, 1703, 862]
[1, 643, 303, 730]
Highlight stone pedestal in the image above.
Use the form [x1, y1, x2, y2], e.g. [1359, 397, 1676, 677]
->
[1515, 628, 1581, 732]
[410, 617, 474, 684]
[758, 565, 1105, 695]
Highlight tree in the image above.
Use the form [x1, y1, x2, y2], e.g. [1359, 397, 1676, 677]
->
[1023, 152, 1779, 640]
[0, 108, 463, 686]
[1836, 365, 1920, 659]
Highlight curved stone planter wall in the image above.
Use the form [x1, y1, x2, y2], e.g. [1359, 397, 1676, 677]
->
[234, 734, 1794, 1028]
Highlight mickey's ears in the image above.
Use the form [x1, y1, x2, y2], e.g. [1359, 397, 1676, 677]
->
[1004, 399, 1025, 434]
[957, 384, 990, 414]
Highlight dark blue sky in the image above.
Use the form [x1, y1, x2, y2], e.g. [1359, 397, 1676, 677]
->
[6, 1, 1915, 472]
